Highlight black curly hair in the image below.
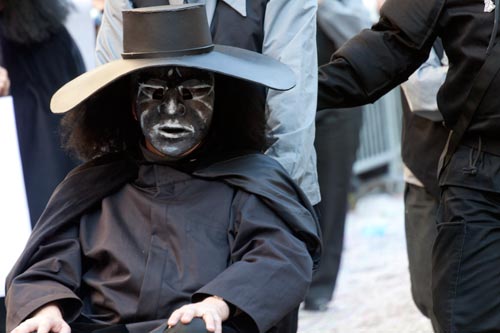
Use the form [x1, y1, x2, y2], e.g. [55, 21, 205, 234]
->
[0, 0, 71, 44]
[60, 71, 267, 162]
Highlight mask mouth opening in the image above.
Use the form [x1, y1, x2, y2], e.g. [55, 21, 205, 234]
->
[156, 123, 195, 139]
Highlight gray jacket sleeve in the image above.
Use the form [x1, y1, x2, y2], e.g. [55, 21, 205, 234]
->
[317, 0, 373, 47]
[262, 0, 320, 205]
[401, 48, 448, 114]
[95, 0, 132, 65]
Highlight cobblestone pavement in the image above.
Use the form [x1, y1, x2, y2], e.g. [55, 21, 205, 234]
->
[298, 193, 434, 333]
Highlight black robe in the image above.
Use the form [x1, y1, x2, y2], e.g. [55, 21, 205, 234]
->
[0, 26, 85, 225]
[6, 152, 321, 333]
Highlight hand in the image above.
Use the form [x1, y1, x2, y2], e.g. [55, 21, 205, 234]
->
[167, 296, 230, 333]
[377, 0, 386, 11]
[11, 303, 70, 333]
[0, 66, 10, 96]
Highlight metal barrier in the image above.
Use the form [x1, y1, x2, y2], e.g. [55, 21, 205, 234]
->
[353, 89, 403, 179]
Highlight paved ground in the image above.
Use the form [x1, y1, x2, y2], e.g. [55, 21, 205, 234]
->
[298, 192, 434, 333]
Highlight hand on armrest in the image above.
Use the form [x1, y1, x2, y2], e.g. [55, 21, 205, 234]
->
[167, 296, 230, 333]
[10, 302, 70, 333]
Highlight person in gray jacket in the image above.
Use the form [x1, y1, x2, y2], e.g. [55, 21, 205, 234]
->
[304, 0, 372, 312]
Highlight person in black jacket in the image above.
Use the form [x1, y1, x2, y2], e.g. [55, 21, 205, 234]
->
[400, 40, 449, 331]
[6, 5, 320, 333]
[318, 0, 500, 332]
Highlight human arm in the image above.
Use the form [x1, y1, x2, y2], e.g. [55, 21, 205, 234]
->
[95, 0, 132, 65]
[5, 223, 83, 332]
[0, 66, 10, 96]
[189, 191, 314, 333]
[317, 0, 442, 110]
[262, 0, 320, 204]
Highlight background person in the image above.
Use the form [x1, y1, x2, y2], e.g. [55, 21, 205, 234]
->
[304, 0, 371, 312]
[400, 39, 449, 331]
[0, 2, 85, 331]
[0, 66, 8, 96]
[0, 0, 85, 225]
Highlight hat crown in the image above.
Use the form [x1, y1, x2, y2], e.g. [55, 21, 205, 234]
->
[122, 4, 214, 59]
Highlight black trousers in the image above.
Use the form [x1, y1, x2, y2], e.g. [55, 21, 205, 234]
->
[433, 143, 500, 332]
[0, 297, 5, 333]
[404, 183, 439, 331]
[306, 107, 362, 302]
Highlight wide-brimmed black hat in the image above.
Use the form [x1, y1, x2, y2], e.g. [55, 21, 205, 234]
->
[50, 4, 296, 114]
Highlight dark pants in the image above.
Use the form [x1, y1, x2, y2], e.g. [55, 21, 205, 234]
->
[404, 183, 439, 331]
[0, 297, 5, 333]
[306, 107, 362, 302]
[433, 143, 500, 333]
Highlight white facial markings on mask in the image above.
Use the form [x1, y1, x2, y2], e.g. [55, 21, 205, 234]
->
[139, 111, 148, 129]
[191, 83, 214, 94]
[166, 98, 178, 115]
[135, 70, 215, 159]
[175, 67, 183, 78]
[137, 82, 169, 100]
[194, 99, 213, 109]
[151, 120, 195, 139]
[166, 67, 183, 80]
[188, 83, 214, 120]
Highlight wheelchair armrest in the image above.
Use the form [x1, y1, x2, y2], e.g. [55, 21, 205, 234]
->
[163, 318, 208, 333]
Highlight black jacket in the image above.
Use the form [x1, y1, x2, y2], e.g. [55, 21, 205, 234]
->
[318, 0, 500, 143]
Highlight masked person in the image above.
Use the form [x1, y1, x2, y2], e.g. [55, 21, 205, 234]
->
[95, 0, 320, 209]
[5, 5, 320, 333]
[318, 0, 500, 331]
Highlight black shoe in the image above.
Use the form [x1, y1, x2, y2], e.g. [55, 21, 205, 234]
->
[303, 298, 329, 312]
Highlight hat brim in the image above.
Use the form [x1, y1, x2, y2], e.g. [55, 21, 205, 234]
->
[51, 45, 296, 114]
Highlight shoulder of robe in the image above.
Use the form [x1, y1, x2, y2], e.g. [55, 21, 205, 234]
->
[193, 153, 322, 269]
[39, 152, 139, 227]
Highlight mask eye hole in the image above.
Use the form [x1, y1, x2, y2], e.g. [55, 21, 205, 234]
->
[180, 87, 193, 100]
[152, 88, 165, 100]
